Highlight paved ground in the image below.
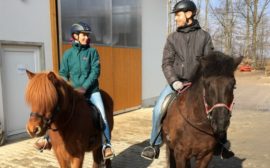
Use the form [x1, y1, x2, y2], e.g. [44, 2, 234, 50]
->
[0, 71, 270, 168]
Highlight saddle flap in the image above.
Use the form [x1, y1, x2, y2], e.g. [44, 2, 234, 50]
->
[161, 93, 177, 118]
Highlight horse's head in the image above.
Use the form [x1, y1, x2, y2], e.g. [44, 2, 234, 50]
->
[199, 51, 243, 139]
[25, 70, 66, 137]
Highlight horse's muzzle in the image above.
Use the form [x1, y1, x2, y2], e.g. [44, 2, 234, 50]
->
[26, 124, 45, 137]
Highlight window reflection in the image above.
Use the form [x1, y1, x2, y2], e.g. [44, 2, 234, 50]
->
[60, 0, 141, 48]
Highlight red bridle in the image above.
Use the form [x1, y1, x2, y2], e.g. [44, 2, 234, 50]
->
[203, 89, 234, 115]
[177, 82, 234, 115]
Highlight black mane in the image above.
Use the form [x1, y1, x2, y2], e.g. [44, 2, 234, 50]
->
[201, 51, 236, 77]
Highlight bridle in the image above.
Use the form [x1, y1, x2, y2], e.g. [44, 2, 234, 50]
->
[29, 86, 76, 132]
[203, 89, 234, 119]
[30, 106, 60, 132]
[176, 81, 234, 137]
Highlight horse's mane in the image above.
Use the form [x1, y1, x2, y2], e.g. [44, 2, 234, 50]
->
[25, 72, 58, 113]
[201, 51, 236, 77]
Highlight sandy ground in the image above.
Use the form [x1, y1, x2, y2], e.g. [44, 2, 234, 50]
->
[0, 70, 269, 168]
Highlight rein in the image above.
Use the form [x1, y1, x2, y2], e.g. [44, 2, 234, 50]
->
[176, 82, 215, 137]
[176, 82, 235, 138]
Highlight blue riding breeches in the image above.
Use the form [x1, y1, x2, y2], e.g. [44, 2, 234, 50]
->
[89, 91, 112, 147]
[150, 85, 174, 146]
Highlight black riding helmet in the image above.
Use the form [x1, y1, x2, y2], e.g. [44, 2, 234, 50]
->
[171, 0, 197, 17]
[70, 22, 92, 36]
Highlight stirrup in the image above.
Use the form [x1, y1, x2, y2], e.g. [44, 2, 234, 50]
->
[141, 146, 158, 160]
[102, 145, 115, 160]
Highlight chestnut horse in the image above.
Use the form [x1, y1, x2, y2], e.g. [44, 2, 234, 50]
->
[25, 70, 113, 168]
[162, 51, 243, 168]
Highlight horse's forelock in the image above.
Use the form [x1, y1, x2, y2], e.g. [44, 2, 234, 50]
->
[202, 51, 236, 77]
[25, 73, 58, 113]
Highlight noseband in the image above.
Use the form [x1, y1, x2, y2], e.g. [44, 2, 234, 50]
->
[30, 106, 60, 131]
[202, 89, 234, 121]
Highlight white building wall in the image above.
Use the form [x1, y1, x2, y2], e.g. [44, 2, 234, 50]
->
[0, 0, 53, 69]
[0, 0, 52, 141]
[142, 0, 168, 106]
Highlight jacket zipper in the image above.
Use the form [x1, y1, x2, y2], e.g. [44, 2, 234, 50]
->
[77, 49, 81, 76]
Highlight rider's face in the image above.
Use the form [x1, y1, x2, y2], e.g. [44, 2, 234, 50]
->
[78, 32, 90, 45]
[74, 32, 90, 45]
[174, 11, 193, 27]
[175, 11, 187, 27]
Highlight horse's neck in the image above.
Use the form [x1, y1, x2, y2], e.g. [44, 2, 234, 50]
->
[56, 89, 79, 125]
[185, 80, 207, 121]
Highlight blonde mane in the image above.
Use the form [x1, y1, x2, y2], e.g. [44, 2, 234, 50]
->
[25, 72, 58, 113]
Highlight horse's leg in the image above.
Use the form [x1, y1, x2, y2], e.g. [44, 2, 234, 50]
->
[195, 153, 213, 168]
[186, 159, 191, 168]
[166, 146, 176, 168]
[54, 147, 69, 168]
[70, 155, 84, 168]
[92, 146, 104, 168]
[174, 150, 187, 168]
[105, 159, 112, 168]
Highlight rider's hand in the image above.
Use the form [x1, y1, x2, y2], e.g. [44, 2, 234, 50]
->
[75, 87, 86, 94]
[172, 81, 184, 91]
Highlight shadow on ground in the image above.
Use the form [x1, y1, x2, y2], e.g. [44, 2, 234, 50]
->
[209, 141, 246, 168]
[210, 155, 246, 168]
[112, 140, 153, 168]
[112, 139, 246, 168]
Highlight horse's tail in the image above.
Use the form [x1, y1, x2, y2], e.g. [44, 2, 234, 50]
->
[100, 90, 114, 131]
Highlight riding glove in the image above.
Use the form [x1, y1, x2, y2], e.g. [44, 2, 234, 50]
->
[172, 81, 184, 91]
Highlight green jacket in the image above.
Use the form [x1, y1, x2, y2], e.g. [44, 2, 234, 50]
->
[59, 42, 100, 95]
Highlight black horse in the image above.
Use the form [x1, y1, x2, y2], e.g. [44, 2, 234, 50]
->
[162, 51, 243, 168]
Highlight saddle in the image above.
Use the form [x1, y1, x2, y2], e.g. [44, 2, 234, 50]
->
[160, 93, 177, 123]
[86, 101, 105, 131]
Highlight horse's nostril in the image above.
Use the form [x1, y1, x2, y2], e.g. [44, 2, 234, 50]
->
[33, 126, 42, 135]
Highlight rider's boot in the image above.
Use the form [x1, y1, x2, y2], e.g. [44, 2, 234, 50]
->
[141, 145, 160, 160]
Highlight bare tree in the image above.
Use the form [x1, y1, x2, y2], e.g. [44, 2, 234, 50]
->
[246, 0, 270, 67]
[245, 0, 251, 58]
[196, 0, 202, 21]
[257, 15, 270, 68]
[204, 0, 210, 31]
[210, 0, 235, 55]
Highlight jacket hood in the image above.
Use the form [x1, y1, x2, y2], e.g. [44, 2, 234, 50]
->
[177, 19, 201, 33]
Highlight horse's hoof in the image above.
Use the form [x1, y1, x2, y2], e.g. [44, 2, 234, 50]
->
[221, 149, 235, 159]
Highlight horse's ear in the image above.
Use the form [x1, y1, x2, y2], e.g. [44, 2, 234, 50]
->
[47, 71, 58, 85]
[234, 56, 244, 70]
[26, 69, 35, 79]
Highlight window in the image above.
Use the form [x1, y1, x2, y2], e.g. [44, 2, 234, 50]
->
[60, 0, 141, 47]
